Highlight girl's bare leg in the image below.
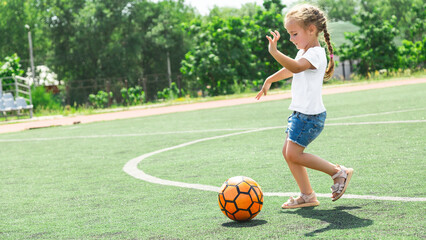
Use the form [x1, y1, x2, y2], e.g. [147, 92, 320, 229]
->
[282, 138, 313, 195]
[283, 135, 343, 199]
[285, 140, 339, 176]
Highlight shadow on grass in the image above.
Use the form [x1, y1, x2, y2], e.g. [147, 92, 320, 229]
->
[281, 206, 373, 237]
[222, 219, 268, 228]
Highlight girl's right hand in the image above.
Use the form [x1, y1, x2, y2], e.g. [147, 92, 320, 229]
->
[255, 79, 272, 100]
[266, 30, 280, 54]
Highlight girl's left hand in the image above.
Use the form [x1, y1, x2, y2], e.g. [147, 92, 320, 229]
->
[255, 79, 272, 100]
[266, 30, 280, 53]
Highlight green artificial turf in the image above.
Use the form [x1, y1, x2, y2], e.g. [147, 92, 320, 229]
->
[0, 83, 425, 239]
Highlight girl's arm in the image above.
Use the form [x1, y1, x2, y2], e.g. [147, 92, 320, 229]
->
[255, 68, 292, 100]
[267, 31, 314, 73]
[267, 67, 293, 82]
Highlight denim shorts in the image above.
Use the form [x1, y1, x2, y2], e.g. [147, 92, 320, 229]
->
[285, 111, 326, 148]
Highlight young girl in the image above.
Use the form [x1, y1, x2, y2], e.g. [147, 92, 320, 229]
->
[255, 4, 353, 208]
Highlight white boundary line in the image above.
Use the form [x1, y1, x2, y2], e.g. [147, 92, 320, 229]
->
[1, 119, 425, 142]
[1, 106, 425, 142]
[123, 121, 426, 202]
[0, 128, 258, 142]
[327, 107, 426, 121]
[326, 119, 426, 126]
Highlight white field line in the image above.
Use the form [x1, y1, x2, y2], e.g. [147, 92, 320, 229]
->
[123, 127, 276, 193]
[0, 128, 258, 142]
[327, 107, 426, 121]
[326, 119, 426, 126]
[264, 192, 426, 202]
[123, 123, 426, 202]
[1, 119, 425, 142]
[1, 107, 425, 142]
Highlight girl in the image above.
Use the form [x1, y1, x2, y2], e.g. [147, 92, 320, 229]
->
[255, 4, 353, 208]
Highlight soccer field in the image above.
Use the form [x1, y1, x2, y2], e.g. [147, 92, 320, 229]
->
[1, 83, 425, 239]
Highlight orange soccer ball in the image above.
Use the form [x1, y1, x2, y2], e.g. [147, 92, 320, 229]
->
[218, 176, 263, 221]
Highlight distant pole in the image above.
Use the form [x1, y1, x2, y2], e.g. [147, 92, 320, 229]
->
[167, 51, 172, 88]
[25, 24, 36, 86]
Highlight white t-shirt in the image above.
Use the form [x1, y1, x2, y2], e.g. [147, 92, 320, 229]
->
[289, 47, 327, 115]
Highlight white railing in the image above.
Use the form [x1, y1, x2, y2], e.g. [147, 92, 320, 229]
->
[0, 76, 33, 119]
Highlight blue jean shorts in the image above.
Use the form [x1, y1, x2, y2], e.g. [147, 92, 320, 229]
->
[285, 111, 326, 148]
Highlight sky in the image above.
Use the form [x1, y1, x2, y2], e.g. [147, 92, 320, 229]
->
[151, 0, 298, 15]
[184, 0, 264, 15]
[183, 0, 300, 15]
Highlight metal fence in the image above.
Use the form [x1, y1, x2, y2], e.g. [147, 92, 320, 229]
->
[64, 73, 185, 106]
[332, 56, 357, 80]
[25, 54, 358, 107]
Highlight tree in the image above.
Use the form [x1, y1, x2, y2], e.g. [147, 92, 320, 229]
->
[263, 0, 286, 13]
[180, 17, 258, 96]
[251, 1, 296, 79]
[338, 8, 399, 76]
[0, 54, 24, 78]
[359, 0, 424, 41]
[180, 1, 298, 96]
[0, 54, 25, 92]
[0, 0, 51, 70]
[397, 38, 425, 70]
[40, 0, 195, 103]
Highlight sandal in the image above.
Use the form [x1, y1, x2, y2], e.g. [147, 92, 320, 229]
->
[331, 165, 354, 201]
[281, 192, 320, 209]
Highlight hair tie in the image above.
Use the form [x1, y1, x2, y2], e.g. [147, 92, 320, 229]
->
[330, 54, 334, 59]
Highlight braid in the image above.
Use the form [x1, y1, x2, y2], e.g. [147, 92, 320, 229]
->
[285, 4, 335, 81]
[323, 28, 335, 80]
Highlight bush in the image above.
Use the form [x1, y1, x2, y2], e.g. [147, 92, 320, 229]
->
[0, 54, 25, 92]
[121, 86, 145, 106]
[88, 90, 113, 109]
[0, 53, 24, 78]
[157, 82, 181, 100]
[31, 86, 62, 111]
[398, 38, 425, 70]
[337, 10, 399, 76]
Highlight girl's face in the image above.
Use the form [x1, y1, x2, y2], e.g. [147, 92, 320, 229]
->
[284, 19, 318, 51]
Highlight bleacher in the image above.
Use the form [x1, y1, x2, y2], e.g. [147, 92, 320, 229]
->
[0, 76, 33, 120]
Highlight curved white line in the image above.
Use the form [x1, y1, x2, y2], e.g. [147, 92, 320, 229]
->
[123, 122, 426, 202]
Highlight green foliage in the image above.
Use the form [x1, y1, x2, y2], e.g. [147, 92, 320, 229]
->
[0, 1, 49, 69]
[121, 86, 145, 106]
[358, 0, 425, 42]
[180, 16, 258, 96]
[180, 2, 295, 96]
[157, 82, 181, 100]
[338, 9, 399, 76]
[251, 2, 296, 77]
[35, 0, 195, 104]
[397, 38, 425, 70]
[88, 90, 113, 109]
[0, 54, 25, 92]
[31, 86, 62, 111]
[0, 54, 24, 78]
[2, 0, 425, 107]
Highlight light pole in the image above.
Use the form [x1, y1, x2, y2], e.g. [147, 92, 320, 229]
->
[25, 24, 36, 86]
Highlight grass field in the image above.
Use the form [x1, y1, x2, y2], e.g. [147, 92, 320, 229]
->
[1, 83, 425, 239]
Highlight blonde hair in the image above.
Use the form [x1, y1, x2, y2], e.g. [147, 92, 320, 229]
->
[285, 4, 334, 80]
